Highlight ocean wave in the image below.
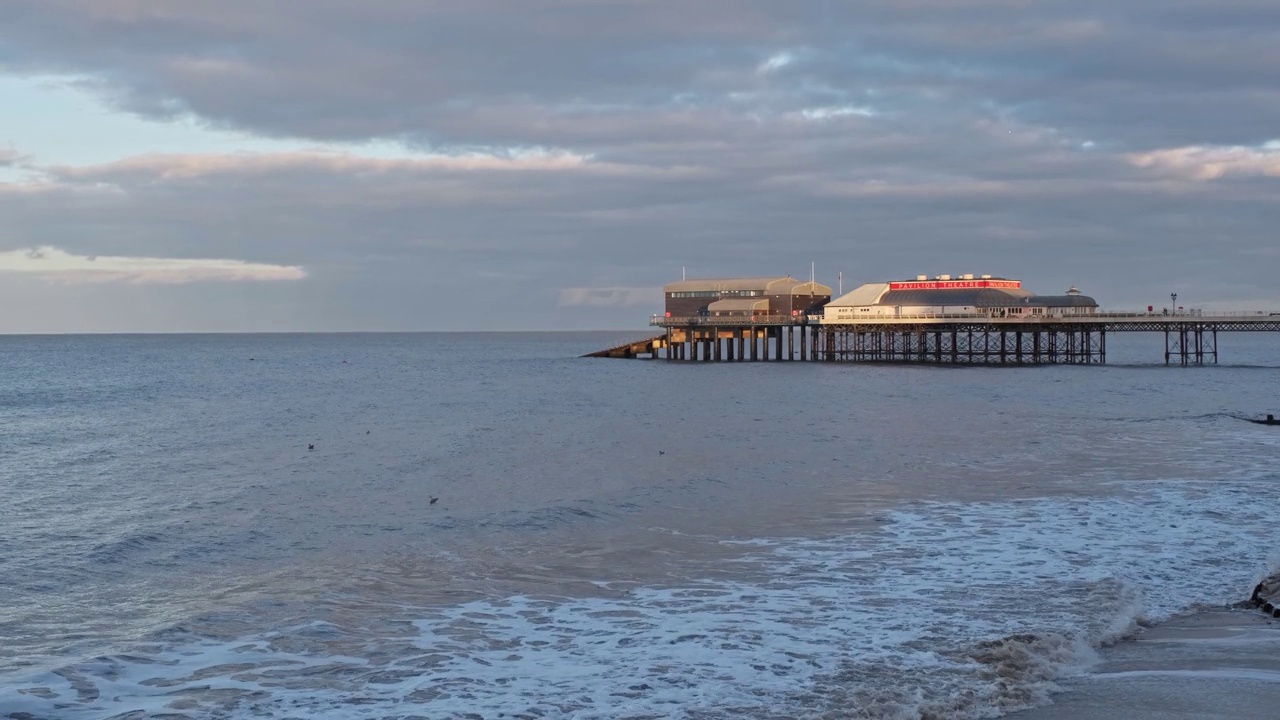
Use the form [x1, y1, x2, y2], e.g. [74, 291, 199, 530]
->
[4, 479, 1278, 719]
[471, 502, 611, 532]
[86, 531, 169, 565]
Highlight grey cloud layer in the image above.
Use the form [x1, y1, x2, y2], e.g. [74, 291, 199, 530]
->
[1, 1, 1277, 331]
[5, 1, 1278, 147]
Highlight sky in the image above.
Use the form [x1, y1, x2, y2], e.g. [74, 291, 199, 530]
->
[1, 1, 1278, 332]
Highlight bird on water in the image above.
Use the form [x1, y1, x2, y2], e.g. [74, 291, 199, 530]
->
[429, 497, 439, 505]
[308, 444, 315, 451]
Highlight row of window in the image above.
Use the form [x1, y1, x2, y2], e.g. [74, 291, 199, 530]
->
[667, 290, 765, 298]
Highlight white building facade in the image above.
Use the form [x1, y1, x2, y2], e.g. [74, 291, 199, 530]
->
[822, 275, 1098, 323]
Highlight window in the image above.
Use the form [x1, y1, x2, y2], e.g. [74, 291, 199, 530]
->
[666, 289, 764, 299]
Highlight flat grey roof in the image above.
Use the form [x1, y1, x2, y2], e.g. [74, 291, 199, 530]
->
[707, 298, 768, 311]
[664, 277, 791, 293]
[664, 277, 832, 295]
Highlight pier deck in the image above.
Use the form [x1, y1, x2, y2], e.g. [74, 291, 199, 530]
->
[635, 312, 1280, 365]
[583, 333, 667, 359]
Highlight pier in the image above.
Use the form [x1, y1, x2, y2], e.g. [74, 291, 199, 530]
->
[658, 319, 817, 362]
[584, 334, 668, 359]
[626, 312, 1280, 365]
[584, 272, 1280, 365]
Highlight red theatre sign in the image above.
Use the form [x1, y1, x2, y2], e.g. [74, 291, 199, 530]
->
[888, 279, 1022, 290]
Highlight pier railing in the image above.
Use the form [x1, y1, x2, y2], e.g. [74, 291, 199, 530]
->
[821, 310, 1280, 323]
[651, 314, 813, 327]
[602, 308, 1280, 365]
[655, 310, 1279, 327]
[1093, 310, 1279, 319]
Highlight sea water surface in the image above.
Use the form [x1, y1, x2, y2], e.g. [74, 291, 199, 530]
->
[2, 332, 1280, 719]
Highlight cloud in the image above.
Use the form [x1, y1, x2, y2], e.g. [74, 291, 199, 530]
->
[4, 1, 1278, 150]
[758, 52, 797, 74]
[45, 148, 600, 182]
[0, 246, 306, 284]
[792, 106, 877, 122]
[558, 287, 662, 308]
[1128, 143, 1280, 180]
[1, 2, 1280, 330]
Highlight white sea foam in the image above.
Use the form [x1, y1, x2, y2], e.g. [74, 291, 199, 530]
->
[4, 479, 1279, 719]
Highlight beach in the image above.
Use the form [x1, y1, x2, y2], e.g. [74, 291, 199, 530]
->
[1015, 607, 1280, 719]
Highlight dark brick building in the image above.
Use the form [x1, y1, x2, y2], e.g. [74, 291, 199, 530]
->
[663, 277, 833, 318]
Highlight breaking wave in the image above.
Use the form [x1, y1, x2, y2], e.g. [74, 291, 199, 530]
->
[4, 479, 1279, 719]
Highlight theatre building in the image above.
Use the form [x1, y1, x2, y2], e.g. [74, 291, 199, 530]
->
[822, 275, 1098, 323]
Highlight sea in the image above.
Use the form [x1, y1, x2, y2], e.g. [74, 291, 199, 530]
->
[2, 331, 1279, 720]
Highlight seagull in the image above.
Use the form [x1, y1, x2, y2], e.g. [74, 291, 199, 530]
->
[308, 444, 315, 451]
[658, 451, 665, 455]
[429, 497, 439, 505]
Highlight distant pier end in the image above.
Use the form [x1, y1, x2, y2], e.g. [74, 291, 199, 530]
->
[585, 272, 1280, 365]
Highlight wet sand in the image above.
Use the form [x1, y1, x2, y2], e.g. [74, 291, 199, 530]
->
[1013, 608, 1280, 719]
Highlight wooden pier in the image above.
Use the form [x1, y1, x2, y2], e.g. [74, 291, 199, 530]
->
[610, 312, 1280, 365]
[584, 333, 667, 359]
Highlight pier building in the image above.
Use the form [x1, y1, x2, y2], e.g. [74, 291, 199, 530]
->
[586, 270, 1280, 365]
[823, 275, 1097, 323]
[663, 277, 831, 319]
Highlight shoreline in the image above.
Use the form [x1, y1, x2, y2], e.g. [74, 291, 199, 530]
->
[1012, 605, 1280, 719]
